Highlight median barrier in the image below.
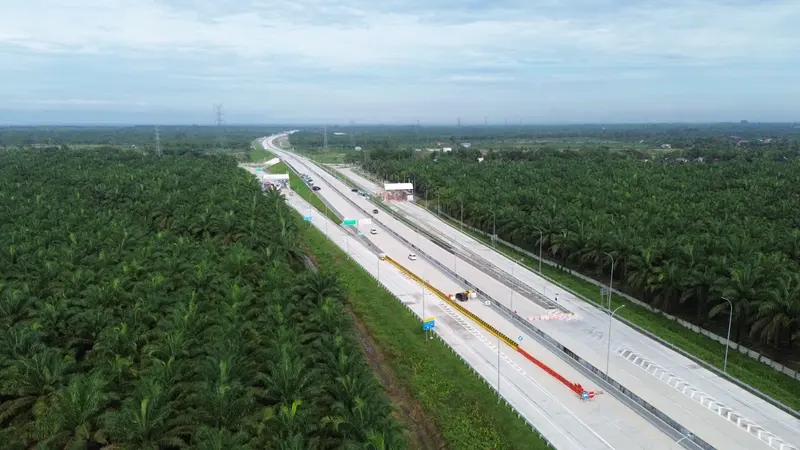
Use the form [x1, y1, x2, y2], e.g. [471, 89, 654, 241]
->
[430, 206, 800, 419]
[381, 255, 519, 350]
[350, 201, 711, 448]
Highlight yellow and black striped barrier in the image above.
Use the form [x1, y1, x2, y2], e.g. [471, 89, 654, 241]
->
[382, 254, 519, 350]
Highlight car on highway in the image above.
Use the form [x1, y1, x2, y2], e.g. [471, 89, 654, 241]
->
[408, 253, 417, 261]
[351, 188, 358, 192]
[370, 228, 378, 235]
[372, 209, 378, 214]
[312, 186, 321, 191]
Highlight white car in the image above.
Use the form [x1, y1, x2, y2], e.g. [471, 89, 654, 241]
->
[370, 228, 378, 235]
[408, 253, 417, 261]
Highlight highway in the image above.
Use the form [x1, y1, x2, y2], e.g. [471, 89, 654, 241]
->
[260, 135, 688, 450]
[333, 166, 800, 450]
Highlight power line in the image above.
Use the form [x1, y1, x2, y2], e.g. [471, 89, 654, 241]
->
[214, 104, 225, 152]
[154, 126, 161, 157]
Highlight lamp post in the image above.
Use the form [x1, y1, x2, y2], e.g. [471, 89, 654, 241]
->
[497, 334, 501, 403]
[603, 252, 616, 311]
[460, 197, 464, 233]
[510, 257, 524, 311]
[532, 226, 543, 274]
[492, 209, 496, 249]
[422, 281, 426, 338]
[722, 297, 733, 373]
[606, 305, 626, 376]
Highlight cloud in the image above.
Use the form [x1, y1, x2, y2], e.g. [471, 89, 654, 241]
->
[0, 0, 798, 123]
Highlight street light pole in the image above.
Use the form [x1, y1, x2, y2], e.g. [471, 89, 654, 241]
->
[509, 257, 523, 311]
[492, 209, 496, 249]
[606, 304, 626, 376]
[460, 197, 464, 233]
[722, 297, 733, 373]
[532, 226, 543, 274]
[497, 334, 501, 402]
[603, 252, 616, 311]
[422, 281, 426, 339]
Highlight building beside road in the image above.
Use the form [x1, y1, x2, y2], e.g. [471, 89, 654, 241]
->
[381, 182, 414, 201]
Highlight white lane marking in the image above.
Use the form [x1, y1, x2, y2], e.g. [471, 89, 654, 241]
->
[388, 197, 800, 444]
[286, 151, 618, 450]
[617, 347, 797, 450]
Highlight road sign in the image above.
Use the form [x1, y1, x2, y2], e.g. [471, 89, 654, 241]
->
[581, 391, 589, 400]
[303, 216, 312, 222]
[600, 287, 610, 295]
[255, 168, 263, 172]
[517, 335, 523, 342]
[343, 219, 357, 226]
[423, 317, 435, 331]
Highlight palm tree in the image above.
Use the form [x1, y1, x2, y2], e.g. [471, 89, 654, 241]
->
[101, 378, 190, 449]
[0, 348, 71, 425]
[294, 271, 345, 306]
[28, 373, 109, 448]
[750, 273, 800, 348]
[711, 258, 765, 343]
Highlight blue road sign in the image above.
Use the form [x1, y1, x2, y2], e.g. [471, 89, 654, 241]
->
[303, 216, 312, 221]
[581, 391, 589, 400]
[423, 317, 435, 331]
[517, 335, 524, 342]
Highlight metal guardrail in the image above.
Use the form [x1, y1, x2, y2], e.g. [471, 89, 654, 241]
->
[424, 210, 800, 421]
[344, 160, 799, 421]
[322, 165, 713, 449]
[283, 158, 561, 449]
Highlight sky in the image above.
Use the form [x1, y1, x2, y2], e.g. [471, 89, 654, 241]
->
[0, 0, 799, 125]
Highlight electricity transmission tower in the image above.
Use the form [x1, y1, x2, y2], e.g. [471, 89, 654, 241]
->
[154, 126, 162, 157]
[214, 104, 225, 152]
[350, 120, 355, 147]
[323, 125, 328, 150]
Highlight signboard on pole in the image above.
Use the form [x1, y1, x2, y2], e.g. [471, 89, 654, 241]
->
[422, 317, 435, 331]
[303, 216, 312, 222]
[343, 219, 357, 226]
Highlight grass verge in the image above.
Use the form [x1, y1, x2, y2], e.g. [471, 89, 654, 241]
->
[301, 223, 553, 449]
[422, 204, 800, 412]
[247, 148, 273, 162]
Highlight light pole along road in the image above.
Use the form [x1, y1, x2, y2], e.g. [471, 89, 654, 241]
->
[333, 162, 798, 450]
[263, 136, 684, 450]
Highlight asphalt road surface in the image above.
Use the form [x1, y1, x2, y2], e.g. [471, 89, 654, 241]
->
[259, 136, 697, 450]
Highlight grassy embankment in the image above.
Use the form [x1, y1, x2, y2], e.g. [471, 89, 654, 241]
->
[301, 223, 552, 449]
[421, 203, 800, 411]
[280, 162, 553, 448]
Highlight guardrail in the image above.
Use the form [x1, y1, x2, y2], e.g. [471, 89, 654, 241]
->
[425, 209, 800, 421]
[309, 162, 594, 399]
[381, 254, 593, 398]
[324, 165, 712, 450]
[381, 254, 519, 350]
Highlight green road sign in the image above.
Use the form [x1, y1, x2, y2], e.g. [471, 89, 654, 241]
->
[343, 219, 357, 226]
